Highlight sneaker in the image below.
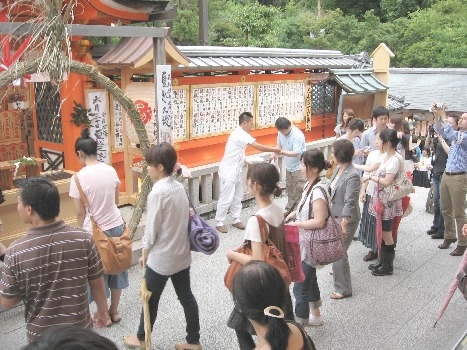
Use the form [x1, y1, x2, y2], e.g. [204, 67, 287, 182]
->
[294, 316, 309, 327]
[216, 225, 227, 233]
[308, 315, 323, 326]
[232, 222, 246, 230]
[426, 228, 437, 235]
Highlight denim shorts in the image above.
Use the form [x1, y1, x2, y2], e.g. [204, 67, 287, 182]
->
[103, 224, 130, 290]
[88, 224, 129, 303]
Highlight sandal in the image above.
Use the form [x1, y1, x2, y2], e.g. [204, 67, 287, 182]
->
[109, 311, 122, 323]
[330, 292, 346, 300]
[123, 335, 145, 349]
[175, 343, 202, 350]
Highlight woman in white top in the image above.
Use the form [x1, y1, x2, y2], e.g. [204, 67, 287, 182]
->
[123, 143, 201, 350]
[413, 147, 433, 188]
[361, 129, 405, 276]
[334, 108, 354, 138]
[69, 128, 126, 326]
[354, 131, 385, 262]
[227, 162, 285, 350]
[286, 149, 329, 327]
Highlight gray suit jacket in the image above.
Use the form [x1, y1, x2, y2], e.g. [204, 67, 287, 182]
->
[329, 163, 361, 224]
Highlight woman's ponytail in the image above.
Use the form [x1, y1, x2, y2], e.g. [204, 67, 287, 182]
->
[264, 306, 290, 350]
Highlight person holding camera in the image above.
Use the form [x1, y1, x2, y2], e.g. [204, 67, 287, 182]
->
[432, 105, 467, 256]
[425, 115, 459, 239]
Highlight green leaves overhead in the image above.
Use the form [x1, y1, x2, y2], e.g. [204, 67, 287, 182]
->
[168, 0, 467, 67]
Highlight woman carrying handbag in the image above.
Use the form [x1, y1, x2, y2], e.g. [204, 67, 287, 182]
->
[226, 162, 288, 350]
[123, 143, 201, 350]
[69, 129, 127, 326]
[285, 149, 330, 327]
[361, 129, 405, 276]
[328, 139, 361, 299]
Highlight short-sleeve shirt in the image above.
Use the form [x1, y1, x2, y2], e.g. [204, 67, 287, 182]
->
[69, 163, 123, 232]
[244, 202, 284, 243]
[368, 153, 404, 220]
[0, 220, 104, 342]
[363, 150, 384, 195]
[277, 125, 306, 172]
[334, 125, 345, 137]
[296, 182, 328, 266]
[218, 127, 256, 182]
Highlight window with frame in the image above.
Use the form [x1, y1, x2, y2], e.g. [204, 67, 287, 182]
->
[311, 81, 335, 115]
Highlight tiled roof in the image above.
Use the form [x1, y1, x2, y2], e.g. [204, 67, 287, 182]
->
[388, 68, 467, 112]
[387, 94, 410, 111]
[329, 69, 387, 94]
[98, 39, 359, 70]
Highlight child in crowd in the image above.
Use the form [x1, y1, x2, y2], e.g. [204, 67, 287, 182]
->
[413, 147, 432, 188]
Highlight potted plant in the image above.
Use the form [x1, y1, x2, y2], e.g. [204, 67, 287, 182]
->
[9, 156, 38, 178]
[70, 100, 95, 128]
[7, 91, 28, 110]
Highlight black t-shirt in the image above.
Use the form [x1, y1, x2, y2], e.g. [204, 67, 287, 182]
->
[432, 138, 449, 173]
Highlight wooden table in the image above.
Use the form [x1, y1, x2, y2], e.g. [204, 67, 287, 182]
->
[0, 158, 47, 189]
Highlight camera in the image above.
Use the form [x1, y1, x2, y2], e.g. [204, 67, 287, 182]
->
[429, 102, 445, 112]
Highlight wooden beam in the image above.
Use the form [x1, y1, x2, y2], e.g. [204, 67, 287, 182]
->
[0, 23, 168, 38]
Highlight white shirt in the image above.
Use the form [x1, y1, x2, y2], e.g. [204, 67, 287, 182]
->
[142, 177, 191, 276]
[364, 150, 385, 195]
[69, 163, 123, 232]
[244, 202, 284, 243]
[218, 127, 256, 182]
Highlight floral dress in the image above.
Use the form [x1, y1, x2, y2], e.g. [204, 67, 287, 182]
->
[368, 153, 404, 220]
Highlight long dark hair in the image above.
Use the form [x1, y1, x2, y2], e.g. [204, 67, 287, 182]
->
[233, 261, 290, 350]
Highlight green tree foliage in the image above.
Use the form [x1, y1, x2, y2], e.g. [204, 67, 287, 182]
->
[231, 3, 282, 47]
[167, 0, 466, 67]
[394, 0, 467, 67]
[322, 0, 384, 20]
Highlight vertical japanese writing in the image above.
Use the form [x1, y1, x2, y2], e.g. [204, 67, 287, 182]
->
[172, 89, 187, 139]
[258, 83, 305, 127]
[113, 100, 124, 149]
[156, 65, 173, 144]
[87, 90, 110, 164]
[191, 85, 254, 137]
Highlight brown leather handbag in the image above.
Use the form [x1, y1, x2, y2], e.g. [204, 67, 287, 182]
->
[224, 214, 291, 292]
[74, 175, 132, 275]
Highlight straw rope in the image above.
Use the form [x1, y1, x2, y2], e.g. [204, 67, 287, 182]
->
[0, 59, 151, 238]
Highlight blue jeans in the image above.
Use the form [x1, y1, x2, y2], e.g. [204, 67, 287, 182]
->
[431, 174, 444, 234]
[293, 261, 322, 319]
[137, 267, 200, 344]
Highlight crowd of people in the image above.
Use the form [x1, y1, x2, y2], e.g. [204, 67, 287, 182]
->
[0, 105, 465, 349]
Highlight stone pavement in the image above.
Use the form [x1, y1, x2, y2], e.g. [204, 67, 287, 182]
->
[1, 186, 467, 350]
